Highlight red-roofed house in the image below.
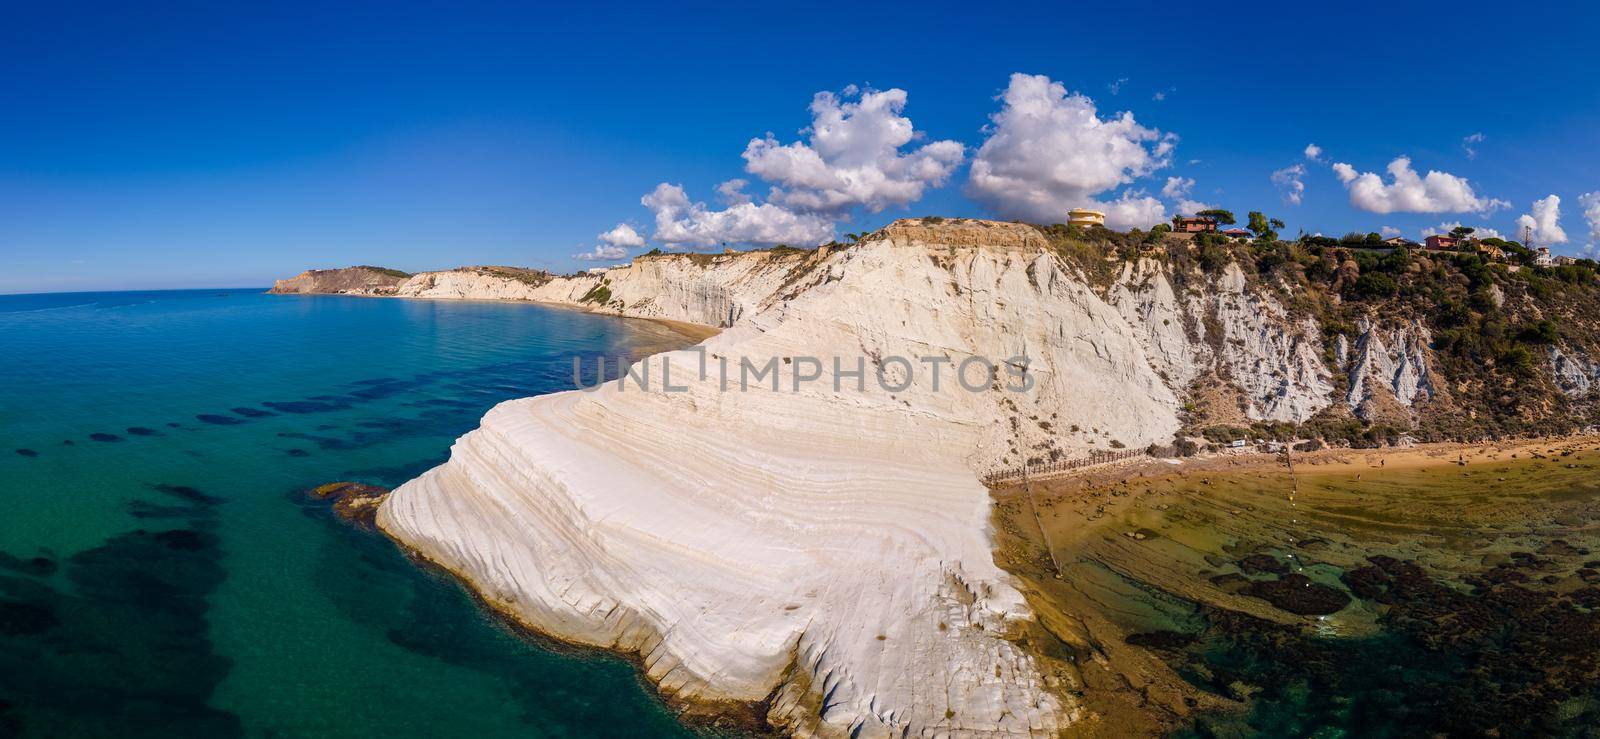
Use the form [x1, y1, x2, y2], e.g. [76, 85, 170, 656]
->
[1175, 217, 1217, 233]
[1424, 234, 1460, 251]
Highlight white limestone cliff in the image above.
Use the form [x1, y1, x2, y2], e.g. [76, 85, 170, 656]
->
[1106, 258, 1333, 423]
[390, 267, 550, 301]
[526, 247, 832, 328]
[378, 220, 1219, 737]
[1343, 318, 1436, 414]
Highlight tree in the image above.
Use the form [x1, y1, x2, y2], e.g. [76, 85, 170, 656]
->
[1196, 208, 1236, 225]
[1449, 226, 1476, 241]
[1246, 211, 1279, 242]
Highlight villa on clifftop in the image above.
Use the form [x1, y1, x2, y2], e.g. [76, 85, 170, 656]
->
[1174, 216, 1217, 233]
[1424, 234, 1461, 251]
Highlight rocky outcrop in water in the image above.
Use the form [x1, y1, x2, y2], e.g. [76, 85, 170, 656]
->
[306, 482, 390, 529]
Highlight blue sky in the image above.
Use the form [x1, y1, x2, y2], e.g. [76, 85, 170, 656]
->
[3, 0, 1598, 293]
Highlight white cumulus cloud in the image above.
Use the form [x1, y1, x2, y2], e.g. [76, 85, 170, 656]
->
[1101, 191, 1168, 230]
[741, 87, 964, 216]
[1331, 156, 1509, 214]
[596, 223, 646, 249]
[1515, 194, 1567, 246]
[1160, 176, 1193, 200]
[715, 178, 753, 206]
[641, 183, 833, 250]
[575, 223, 647, 261]
[1304, 143, 1324, 162]
[613, 83, 963, 252]
[1271, 164, 1307, 205]
[1580, 192, 1600, 249]
[965, 72, 1175, 223]
[1381, 226, 1402, 237]
[573, 244, 628, 261]
[1159, 176, 1208, 215]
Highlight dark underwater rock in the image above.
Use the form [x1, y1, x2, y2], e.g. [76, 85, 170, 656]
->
[195, 414, 242, 425]
[1238, 554, 1289, 576]
[264, 399, 349, 414]
[1243, 574, 1351, 616]
[88, 433, 122, 442]
[1126, 630, 1195, 650]
[0, 554, 57, 577]
[0, 601, 59, 636]
[1209, 572, 1251, 593]
[0, 514, 244, 735]
[152, 484, 223, 506]
[14, 448, 37, 458]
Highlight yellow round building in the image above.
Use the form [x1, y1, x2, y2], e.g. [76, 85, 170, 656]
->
[1067, 208, 1105, 229]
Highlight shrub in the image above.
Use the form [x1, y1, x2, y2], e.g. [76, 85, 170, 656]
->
[1198, 243, 1231, 274]
[1518, 319, 1559, 344]
[1352, 272, 1399, 298]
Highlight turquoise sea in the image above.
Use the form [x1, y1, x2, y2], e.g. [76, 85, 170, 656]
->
[0, 289, 716, 737]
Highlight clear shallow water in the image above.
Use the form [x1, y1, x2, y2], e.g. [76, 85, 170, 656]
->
[0, 289, 715, 737]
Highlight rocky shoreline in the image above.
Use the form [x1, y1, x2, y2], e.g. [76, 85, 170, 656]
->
[992, 435, 1600, 736]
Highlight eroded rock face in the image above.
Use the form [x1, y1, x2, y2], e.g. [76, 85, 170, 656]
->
[1106, 259, 1334, 423]
[1208, 264, 1334, 422]
[527, 248, 830, 328]
[1549, 346, 1600, 398]
[1343, 318, 1436, 416]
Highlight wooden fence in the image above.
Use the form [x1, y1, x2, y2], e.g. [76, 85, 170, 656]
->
[981, 448, 1144, 486]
